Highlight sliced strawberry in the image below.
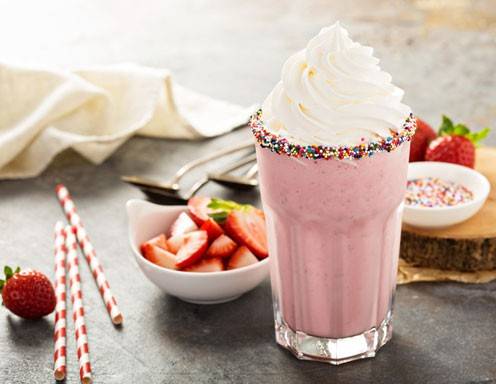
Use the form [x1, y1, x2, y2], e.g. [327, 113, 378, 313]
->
[187, 196, 212, 225]
[205, 234, 237, 259]
[141, 234, 168, 251]
[167, 230, 206, 255]
[167, 235, 184, 254]
[200, 219, 224, 241]
[175, 230, 209, 269]
[227, 246, 259, 270]
[168, 219, 222, 254]
[225, 209, 268, 259]
[183, 258, 224, 272]
[141, 243, 177, 270]
[169, 212, 198, 237]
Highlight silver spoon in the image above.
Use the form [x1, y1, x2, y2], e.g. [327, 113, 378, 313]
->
[138, 153, 257, 204]
[121, 139, 254, 194]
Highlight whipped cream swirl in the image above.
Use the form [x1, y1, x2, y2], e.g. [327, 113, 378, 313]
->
[262, 22, 411, 146]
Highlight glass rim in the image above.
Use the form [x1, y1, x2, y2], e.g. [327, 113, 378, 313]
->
[250, 110, 416, 161]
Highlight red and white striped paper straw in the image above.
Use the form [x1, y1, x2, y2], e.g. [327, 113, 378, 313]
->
[66, 226, 92, 384]
[55, 184, 123, 325]
[53, 222, 67, 381]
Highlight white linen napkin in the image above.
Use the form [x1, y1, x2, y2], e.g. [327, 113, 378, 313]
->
[0, 62, 257, 179]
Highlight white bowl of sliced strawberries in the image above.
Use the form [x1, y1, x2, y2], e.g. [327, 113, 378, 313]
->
[126, 197, 270, 304]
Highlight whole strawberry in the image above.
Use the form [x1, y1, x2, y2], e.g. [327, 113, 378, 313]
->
[425, 115, 491, 168]
[0, 266, 56, 319]
[409, 118, 436, 162]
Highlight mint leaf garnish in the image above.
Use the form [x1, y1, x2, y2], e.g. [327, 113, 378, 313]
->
[208, 212, 229, 223]
[207, 198, 253, 223]
[208, 198, 251, 212]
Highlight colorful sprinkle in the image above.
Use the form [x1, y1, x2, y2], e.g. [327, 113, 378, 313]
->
[405, 177, 474, 208]
[250, 110, 416, 161]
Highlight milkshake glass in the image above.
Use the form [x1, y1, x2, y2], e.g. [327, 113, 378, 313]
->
[253, 22, 415, 364]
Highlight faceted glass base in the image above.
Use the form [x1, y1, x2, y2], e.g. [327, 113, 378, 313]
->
[274, 310, 393, 365]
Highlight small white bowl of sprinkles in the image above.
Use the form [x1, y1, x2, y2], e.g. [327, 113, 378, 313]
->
[403, 162, 490, 228]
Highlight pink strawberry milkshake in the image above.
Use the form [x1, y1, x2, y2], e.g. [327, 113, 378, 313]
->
[254, 22, 414, 364]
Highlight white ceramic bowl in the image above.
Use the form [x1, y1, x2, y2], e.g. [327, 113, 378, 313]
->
[403, 162, 490, 228]
[126, 199, 270, 304]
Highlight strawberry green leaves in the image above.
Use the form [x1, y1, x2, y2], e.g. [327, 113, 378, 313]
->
[438, 115, 470, 136]
[0, 266, 20, 296]
[438, 115, 491, 147]
[466, 128, 490, 145]
[3, 265, 20, 281]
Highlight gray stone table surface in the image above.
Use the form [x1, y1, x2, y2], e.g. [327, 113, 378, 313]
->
[1, 0, 496, 383]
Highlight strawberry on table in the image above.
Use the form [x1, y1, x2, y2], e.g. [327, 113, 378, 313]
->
[141, 243, 177, 270]
[169, 212, 198, 237]
[425, 115, 491, 168]
[200, 219, 224, 242]
[227, 246, 259, 270]
[183, 258, 224, 272]
[205, 234, 237, 259]
[1, 266, 56, 319]
[409, 118, 436, 162]
[175, 230, 209, 269]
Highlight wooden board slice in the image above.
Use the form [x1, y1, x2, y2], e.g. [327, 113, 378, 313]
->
[400, 147, 496, 271]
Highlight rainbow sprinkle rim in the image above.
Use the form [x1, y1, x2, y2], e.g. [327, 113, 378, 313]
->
[250, 110, 416, 161]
